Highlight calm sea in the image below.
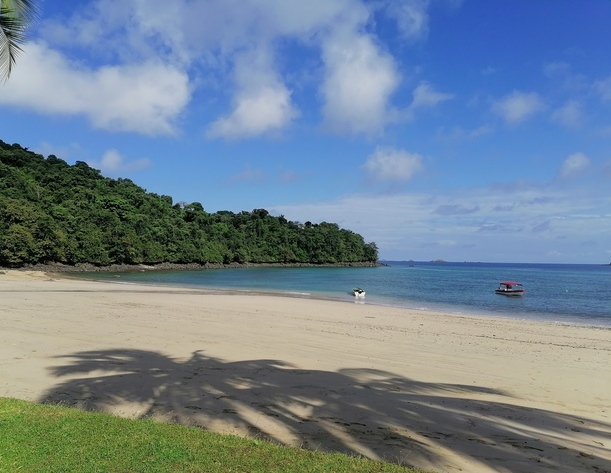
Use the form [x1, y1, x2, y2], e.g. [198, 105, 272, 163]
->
[82, 262, 611, 327]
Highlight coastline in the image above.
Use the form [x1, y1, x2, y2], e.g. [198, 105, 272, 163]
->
[57, 264, 611, 330]
[2, 260, 384, 274]
[1, 270, 610, 473]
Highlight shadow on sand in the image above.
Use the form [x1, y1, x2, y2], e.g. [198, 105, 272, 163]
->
[40, 349, 610, 473]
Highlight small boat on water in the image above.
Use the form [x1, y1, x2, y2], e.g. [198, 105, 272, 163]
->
[495, 281, 525, 296]
[353, 287, 366, 297]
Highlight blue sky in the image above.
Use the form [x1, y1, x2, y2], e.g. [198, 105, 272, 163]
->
[1, 0, 610, 264]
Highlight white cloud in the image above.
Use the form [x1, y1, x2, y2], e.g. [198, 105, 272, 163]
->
[543, 61, 571, 78]
[271, 180, 611, 263]
[88, 149, 151, 175]
[206, 48, 299, 139]
[8, 0, 455, 139]
[227, 165, 266, 184]
[437, 124, 493, 141]
[167, 0, 362, 61]
[551, 100, 582, 128]
[594, 76, 611, 102]
[433, 204, 479, 215]
[408, 81, 453, 116]
[492, 91, 544, 124]
[362, 147, 424, 182]
[280, 170, 299, 183]
[206, 85, 297, 139]
[320, 28, 400, 135]
[382, 0, 462, 41]
[35, 142, 84, 162]
[0, 41, 190, 136]
[384, 0, 431, 40]
[557, 152, 590, 179]
[98, 149, 124, 170]
[39, 0, 186, 70]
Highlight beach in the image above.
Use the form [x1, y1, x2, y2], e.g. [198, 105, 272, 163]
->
[1, 270, 610, 473]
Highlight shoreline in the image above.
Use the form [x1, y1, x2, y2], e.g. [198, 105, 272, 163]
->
[61, 268, 611, 330]
[1, 270, 610, 472]
[1, 260, 384, 274]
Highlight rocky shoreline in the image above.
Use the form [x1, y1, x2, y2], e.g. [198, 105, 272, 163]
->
[2, 261, 384, 274]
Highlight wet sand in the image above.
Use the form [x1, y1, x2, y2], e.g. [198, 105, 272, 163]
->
[1, 270, 610, 472]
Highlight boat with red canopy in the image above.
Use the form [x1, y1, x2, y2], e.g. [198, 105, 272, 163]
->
[495, 281, 525, 296]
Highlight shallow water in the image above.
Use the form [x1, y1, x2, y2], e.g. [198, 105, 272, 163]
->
[83, 261, 611, 327]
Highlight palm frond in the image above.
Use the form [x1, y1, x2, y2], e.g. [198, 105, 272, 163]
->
[1, 0, 40, 81]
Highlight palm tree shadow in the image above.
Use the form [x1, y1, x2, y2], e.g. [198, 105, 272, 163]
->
[40, 349, 611, 473]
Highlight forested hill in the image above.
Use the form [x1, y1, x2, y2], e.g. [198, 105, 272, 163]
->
[0, 140, 378, 268]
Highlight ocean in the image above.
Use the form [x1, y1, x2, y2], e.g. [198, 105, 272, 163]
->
[82, 261, 611, 328]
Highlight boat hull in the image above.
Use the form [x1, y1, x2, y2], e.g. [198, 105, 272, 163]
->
[495, 289, 524, 296]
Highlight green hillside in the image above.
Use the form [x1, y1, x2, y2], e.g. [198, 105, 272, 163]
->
[0, 140, 378, 268]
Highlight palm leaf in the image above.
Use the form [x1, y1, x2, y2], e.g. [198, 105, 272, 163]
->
[0, 0, 39, 81]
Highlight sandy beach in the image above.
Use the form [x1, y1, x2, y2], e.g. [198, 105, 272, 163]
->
[1, 270, 610, 473]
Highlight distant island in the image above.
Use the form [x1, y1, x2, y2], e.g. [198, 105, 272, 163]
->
[0, 140, 378, 269]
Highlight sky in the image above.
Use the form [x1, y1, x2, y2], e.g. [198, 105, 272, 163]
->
[1, 0, 610, 264]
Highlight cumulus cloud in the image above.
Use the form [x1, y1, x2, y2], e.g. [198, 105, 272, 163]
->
[382, 0, 462, 41]
[40, 0, 191, 66]
[88, 149, 151, 175]
[55, 0, 397, 139]
[384, 0, 431, 40]
[406, 81, 453, 120]
[5, 0, 459, 138]
[362, 147, 424, 182]
[0, 41, 190, 136]
[206, 85, 296, 139]
[551, 100, 582, 128]
[557, 152, 590, 179]
[492, 91, 544, 124]
[206, 48, 299, 139]
[320, 28, 401, 135]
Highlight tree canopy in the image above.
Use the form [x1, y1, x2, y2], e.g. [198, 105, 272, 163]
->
[0, 140, 378, 267]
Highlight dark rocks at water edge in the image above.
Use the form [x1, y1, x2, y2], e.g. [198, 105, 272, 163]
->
[7, 261, 385, 273]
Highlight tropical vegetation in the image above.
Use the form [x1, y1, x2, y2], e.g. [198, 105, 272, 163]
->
[0, 0, 38, 81]
[0, 140, 379, 267]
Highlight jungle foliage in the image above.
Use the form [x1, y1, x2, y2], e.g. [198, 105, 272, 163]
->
[0, 140, 378, 267]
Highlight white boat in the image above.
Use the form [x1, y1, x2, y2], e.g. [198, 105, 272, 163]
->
[352, 287, 366, 297]
[495, 281, 525, 296]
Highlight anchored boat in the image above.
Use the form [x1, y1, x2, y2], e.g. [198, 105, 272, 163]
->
[495, 281, 525, 296]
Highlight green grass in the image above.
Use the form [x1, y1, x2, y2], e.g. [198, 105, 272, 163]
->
[0, 398, 425, 473]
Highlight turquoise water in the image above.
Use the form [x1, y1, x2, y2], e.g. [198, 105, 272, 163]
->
[84, 262, 611, 327]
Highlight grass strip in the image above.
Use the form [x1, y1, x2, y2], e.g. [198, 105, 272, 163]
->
[0, 397, 425, 473]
